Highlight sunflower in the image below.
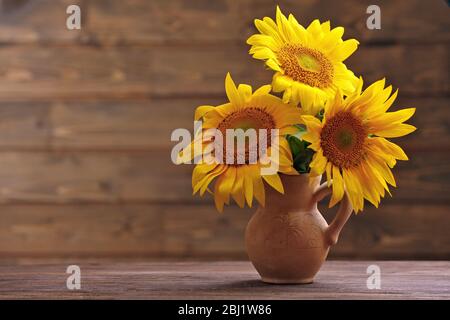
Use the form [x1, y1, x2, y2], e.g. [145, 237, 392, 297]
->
[301, 78, 416, 213]
[247, 6, 359, 116]
[179, 73, 302, 212]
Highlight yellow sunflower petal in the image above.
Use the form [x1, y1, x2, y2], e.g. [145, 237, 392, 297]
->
[329, 166, 344, 207]
[225, 73, 244, 107]
[238, 84, 253, 102]
[329, 39, 359, 61]
[309, 149, 327, 175]
[342, 168, 363, 212]
[272, 74, 293, 92]
[368, 155, 397, 187]
[301, 115, 322, 133]
[246, 34, 281, 51]
[368, 108, 416, 131]
[231, 171, 245, 208]
[245, 165, 265, 206]
[373, 123, 417, 138]
[214, 179, 226, 212]
[196, 165, 226, 196]
[380, 89, 399, 113]
[250, 47, 278, 60]
[254, 18, 281, 41]
[216, 166, 236, 205]
[253, 84, 272, 96]
[247, 7, 359, 113]
[325, 162, 332, 186]
[194, 105, 215, 121]
[242, 166, 253, 207]
[266, 59, 282, 72]
[262, 173, 284, 194]
[299, 77, 415, 212]
[192, 163, 217, 189]
[371, 138, 409, 161]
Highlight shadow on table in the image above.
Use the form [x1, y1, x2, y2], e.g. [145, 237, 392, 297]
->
[212, 279, 340, 291]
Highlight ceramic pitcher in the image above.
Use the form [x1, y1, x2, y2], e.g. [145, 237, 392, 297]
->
[245, 174, 353, 284]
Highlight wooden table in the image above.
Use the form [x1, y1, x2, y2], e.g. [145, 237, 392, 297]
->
[0, 261, 448, 299]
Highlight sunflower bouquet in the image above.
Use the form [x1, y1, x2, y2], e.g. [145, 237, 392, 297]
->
[180, 7, 415, 214]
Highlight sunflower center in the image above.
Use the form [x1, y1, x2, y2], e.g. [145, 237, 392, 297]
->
[297, 53, 321, 73]
[320, 111, 366, 168]
[277, 44, 334, 88]
[216, 108, 276, 164]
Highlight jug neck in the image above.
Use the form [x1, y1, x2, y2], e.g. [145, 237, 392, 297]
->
[263, 174, 322, 212]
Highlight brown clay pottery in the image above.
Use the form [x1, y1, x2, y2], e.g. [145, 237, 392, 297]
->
[245, 174, 353, 284]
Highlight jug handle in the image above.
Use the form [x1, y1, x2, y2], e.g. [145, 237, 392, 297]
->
[312, 182, 353, 246]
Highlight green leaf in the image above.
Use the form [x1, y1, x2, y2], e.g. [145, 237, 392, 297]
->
[287, 134, 315, 174]
[317, 109, 325, 121]
[287, 135, 301, 156]
[294, 124, 306, 131]
[292, 124, 306, 140]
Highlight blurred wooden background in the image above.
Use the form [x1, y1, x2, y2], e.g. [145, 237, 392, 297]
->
[0, 0, 448, 260]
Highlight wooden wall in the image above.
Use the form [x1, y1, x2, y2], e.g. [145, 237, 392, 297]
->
[0, 0, 448, 259]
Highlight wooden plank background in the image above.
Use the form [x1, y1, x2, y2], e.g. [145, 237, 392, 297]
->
[0, 0, 448, 259]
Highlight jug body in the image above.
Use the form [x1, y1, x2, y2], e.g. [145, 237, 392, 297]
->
[246, 173, 353, 284]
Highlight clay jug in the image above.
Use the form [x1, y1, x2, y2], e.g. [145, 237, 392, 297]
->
[245, 174, 353, 284]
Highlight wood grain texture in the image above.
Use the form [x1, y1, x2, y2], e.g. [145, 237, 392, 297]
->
[0, 101, 50, 149]
[86, 0, 243, 45]
[0, 44, 447, 100]
[0, 0, 448, 260]
[0, 151, 446, 204]
[0, 97, 446, 151]
[0, 0, 85, 44]
[50, 99, 208, 150]
[0, 203, 448, 259]
[0, 261, 448, 299]
[251, 0, 450, 44]
[2, 0, 449, 45]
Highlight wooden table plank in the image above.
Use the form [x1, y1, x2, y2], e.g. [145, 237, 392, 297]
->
[0, 261, 448, 299]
